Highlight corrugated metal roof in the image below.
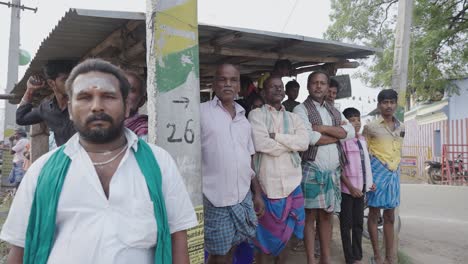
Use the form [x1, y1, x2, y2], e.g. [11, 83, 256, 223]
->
[199, 23, 380, 59]
[10, 8, 380, 104]
[11, 9, 144, 103]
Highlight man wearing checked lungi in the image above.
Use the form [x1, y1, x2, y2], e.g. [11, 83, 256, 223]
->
[201, 64, 265, 264]
[248, 76, 309, 263]
[294, 71, 355, 264]
[362, 89, 404, 264]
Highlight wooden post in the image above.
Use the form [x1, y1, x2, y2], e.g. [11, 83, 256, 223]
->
[29, 123, 49, 162]
[146, 0, 204, 262]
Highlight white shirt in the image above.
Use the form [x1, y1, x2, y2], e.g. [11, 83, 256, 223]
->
[12, 138, 29, 163]
[248, 105, 309, 199]
[0, 129, 197, 264]
[294, 101, 355, 171]
[200, 97, 255, 207]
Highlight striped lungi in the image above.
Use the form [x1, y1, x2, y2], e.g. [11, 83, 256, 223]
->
[366, 157, 400, 209]
[254, 186, 305, 256]
[204, 191, 258, 255]
[301, 161, 341, 213]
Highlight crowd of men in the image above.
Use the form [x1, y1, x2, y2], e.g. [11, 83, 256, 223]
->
[0, 59, 404, 264]
[201, 63, 404, 264]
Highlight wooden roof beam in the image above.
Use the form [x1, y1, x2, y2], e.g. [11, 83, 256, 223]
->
[270, 39, 302, 53]
[199, 44, 341, 63]
[83, 20, 144, 59]
[200, 63, 272, 72]
[294, 61, 359, 75]
[210, 31, 243, 46]
[217, 56, 256, 65]
[119, 40, 146, 62]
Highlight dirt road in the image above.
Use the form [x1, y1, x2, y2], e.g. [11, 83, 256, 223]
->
[399, 184, 468, 264]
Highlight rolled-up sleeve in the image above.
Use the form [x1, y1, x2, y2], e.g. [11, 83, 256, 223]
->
[293, 104, 321, 146]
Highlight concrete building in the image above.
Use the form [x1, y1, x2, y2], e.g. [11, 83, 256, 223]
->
[403, 78, 468, 181]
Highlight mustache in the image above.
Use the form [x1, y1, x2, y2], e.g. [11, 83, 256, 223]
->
[86, 113, 113, 124]
[221, 87, 235, 92]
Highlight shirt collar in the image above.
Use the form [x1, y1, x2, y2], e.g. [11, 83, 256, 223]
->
[377, 116, 401, 126]
[265, 104, 285, 112]
[212, 96, 245, 116]
[309, 96, 327, 107]
[63, 128, 139, 159]
[48, 97, 69, 113]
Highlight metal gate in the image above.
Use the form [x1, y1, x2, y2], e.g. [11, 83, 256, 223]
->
[441, 144, 468, 185]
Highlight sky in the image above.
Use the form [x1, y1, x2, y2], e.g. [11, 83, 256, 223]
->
[0, 0, 381, 116]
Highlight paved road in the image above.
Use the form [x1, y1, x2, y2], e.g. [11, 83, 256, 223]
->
[400, 184, 468, 264]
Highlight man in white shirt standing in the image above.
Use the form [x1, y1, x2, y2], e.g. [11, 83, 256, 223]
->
[8, 128, 29, 186]
[200, 64, 264, 264]
[294, 71, 355, 264]
[249, 77, 309, 263]
[1, 59, 197, 264]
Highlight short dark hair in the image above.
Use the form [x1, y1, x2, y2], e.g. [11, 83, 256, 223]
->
[65, 59, 130, 100]
[307, 71, 330, 87]
[125, 70, 147, 96]
[285, 80, 300, 91]
[329, 78, 340, 93]
[15, 128, 27, 138]
[43, 60, 77, 80]
[377, 89, 398, 103]
[343, 107, 361, 119]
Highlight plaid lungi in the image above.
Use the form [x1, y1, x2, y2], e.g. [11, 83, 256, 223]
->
[204, 191, 258, 255]
[367, 157, 400, 209]
[301, 161, 342, 213]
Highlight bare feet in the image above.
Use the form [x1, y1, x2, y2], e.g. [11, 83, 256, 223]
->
[371, 256, 384, 264]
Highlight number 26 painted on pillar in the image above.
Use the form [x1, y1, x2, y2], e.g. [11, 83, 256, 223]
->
[167, 119, 194, 144]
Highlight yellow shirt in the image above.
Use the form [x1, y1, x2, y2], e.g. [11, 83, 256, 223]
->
[363, 117, 405, 171]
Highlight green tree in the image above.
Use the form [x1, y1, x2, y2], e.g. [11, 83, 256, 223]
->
[325, 0, 468, 100]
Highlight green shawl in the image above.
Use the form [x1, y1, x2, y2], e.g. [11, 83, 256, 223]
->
[24, 139, 172, 264]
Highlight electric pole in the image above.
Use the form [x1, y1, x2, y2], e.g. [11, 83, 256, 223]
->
[391, 0, 414, 261]
[2, 0, 37, 138]
[146, 0, 203, 262]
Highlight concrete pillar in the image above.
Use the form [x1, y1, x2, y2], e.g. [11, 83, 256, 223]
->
[29, 123, 49, 162]
[146, 0, 203, 262]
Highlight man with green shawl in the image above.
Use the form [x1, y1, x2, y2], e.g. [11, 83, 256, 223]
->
[0, 59, 197, 264]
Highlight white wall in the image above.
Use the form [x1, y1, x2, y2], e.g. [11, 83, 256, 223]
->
[448, 78, 468, 121]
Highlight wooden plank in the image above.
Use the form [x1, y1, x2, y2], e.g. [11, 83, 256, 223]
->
[199, 44, 341, 63]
